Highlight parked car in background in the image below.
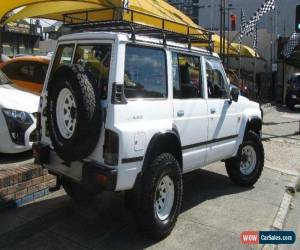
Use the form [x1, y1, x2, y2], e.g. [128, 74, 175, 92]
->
[0, 54, 10, 67]
[0, 69, 39, 153]
[286, 73, 300, 110]
[0, 56, 50, 95]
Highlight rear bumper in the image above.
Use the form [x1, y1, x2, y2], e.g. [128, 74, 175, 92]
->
[33, 142, 117, 192]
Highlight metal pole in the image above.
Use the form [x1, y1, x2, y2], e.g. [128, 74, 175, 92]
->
[0, 24, 3, 62]
[222, 0, 226, 62]
[220, 0, 223, 60]
[227, 7, 230, 70]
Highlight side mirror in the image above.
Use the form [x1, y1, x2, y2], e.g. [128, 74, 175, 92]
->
[230, 87, 239, 102]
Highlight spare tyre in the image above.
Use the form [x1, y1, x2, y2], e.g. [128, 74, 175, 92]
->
[47, 64, 102, 162]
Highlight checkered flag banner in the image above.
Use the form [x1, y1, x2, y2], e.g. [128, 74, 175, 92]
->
[282, 32, 300, 58]
[253, 25, 258, 50]
[242, 0, 275, 36]
[239, 9, 246, 44]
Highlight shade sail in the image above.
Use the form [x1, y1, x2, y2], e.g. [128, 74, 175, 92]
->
[0, 0, 111, 22]
[4, 1, 104, 23]
[2, 0, 258, 58]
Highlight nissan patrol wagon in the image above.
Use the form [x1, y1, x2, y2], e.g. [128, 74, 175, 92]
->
[34, 30, 264, 240]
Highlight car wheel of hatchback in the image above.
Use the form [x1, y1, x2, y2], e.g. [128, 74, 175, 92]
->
[225, 131, 264, 187]
[134, 153, 182, 240]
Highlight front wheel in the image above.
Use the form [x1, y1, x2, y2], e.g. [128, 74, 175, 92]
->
[134, 153, 183, 240]
[225, 131, 264, 187]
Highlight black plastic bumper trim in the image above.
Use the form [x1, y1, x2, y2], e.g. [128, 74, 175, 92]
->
[121, 156, 144, 164]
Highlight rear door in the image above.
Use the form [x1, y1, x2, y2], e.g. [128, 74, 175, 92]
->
[172, 52, 208, 172]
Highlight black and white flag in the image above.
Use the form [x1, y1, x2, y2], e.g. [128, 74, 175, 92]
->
[282, 32, 300, 58]
[239, 8, 246, 44]
[242, 0, 275, 36]
[253, 25, 258, 50]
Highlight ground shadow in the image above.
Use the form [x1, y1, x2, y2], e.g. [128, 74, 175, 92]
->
[0, 168, 252, 250]
[0, 151, 33, 165]
[275, 105, 300, 114]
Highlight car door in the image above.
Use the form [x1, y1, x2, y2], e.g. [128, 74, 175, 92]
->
[172, 52, 209, 173]
[205, 57, 239, 163]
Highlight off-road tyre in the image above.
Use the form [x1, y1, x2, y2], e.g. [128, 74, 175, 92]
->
[225, 131, 264, 187]
[47, 64, 102, 162]
[133, 153, 183, 240]
[62, 178, 95, 202]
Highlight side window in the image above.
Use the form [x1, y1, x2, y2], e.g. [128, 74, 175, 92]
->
[124, 45, 167, 99]
[172, 52, 202, 99]
[206, 58, 229, 99]
[74, 44, 112, 100]
[51, 45, 74, 72]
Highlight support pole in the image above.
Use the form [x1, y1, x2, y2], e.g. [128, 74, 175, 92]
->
[0, 24, 3, 62]
[220, 0, 223, 61]
[227, 6, 230, 70]
[222, 0, 226, 62]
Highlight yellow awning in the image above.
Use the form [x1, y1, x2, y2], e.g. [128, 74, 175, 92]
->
[0, 0, 112, 22]
[2, 0, 258, 58]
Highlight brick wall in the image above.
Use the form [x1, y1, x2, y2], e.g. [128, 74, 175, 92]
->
[0, 164, 56, 209]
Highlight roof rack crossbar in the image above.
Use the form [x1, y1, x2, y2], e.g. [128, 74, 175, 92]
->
[61, 7, 213, 49]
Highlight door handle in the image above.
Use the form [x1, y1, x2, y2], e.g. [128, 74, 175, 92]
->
[210, 108, 217, 114]
[177, 110, 185, 117]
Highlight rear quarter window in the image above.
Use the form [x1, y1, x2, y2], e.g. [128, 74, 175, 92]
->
[124, 45, 167, 99]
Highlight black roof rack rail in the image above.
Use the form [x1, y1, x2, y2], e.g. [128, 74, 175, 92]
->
[61, 7, 213, 52]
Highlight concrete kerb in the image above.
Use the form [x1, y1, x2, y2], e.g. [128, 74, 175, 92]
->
[261, 176, 300, 250]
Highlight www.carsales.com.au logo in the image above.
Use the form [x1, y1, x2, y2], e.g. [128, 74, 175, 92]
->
[241, 231, 296, 245]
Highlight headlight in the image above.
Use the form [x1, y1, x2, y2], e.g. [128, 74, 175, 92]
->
[2, 109, 34, 145]
[2, 109, 33, 124]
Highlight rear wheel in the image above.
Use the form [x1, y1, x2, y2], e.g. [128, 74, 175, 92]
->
[47, 64, 102, 162]
[287, 95, 295, 111]
[133, 153, 183, 240]
[225, 131, 264, 187]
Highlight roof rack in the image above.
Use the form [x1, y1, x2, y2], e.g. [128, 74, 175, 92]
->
[61, 7, 213, 52]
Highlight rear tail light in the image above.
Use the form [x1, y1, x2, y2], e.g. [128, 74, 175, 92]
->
[103, 129, 119, 166]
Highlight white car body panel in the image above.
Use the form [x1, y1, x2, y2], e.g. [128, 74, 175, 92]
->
[0, 84, 39, 153]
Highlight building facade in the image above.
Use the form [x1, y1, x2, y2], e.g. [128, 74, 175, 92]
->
[0, 20, 42, 57]
[169, 0, 299, 36]
[167, 0, 200, 24]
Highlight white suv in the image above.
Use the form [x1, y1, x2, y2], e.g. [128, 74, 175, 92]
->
[34, 31, 264, 239]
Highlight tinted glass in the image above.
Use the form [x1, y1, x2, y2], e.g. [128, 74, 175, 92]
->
[124, 46, 167, 99]
[206, 58, 229, 99]
[3, 62, 35, 82]
[172, 52, 202, 99]
[52, 45, 74, 72]
[33, 63, 48, 84]
[74, 44, 111, 99]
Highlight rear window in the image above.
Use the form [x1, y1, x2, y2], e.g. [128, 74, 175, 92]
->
[124, 45, 167, 99]
[74, 44, 112, 100]
[2, 61, 47, 84]
[51, 44, 74, 72]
